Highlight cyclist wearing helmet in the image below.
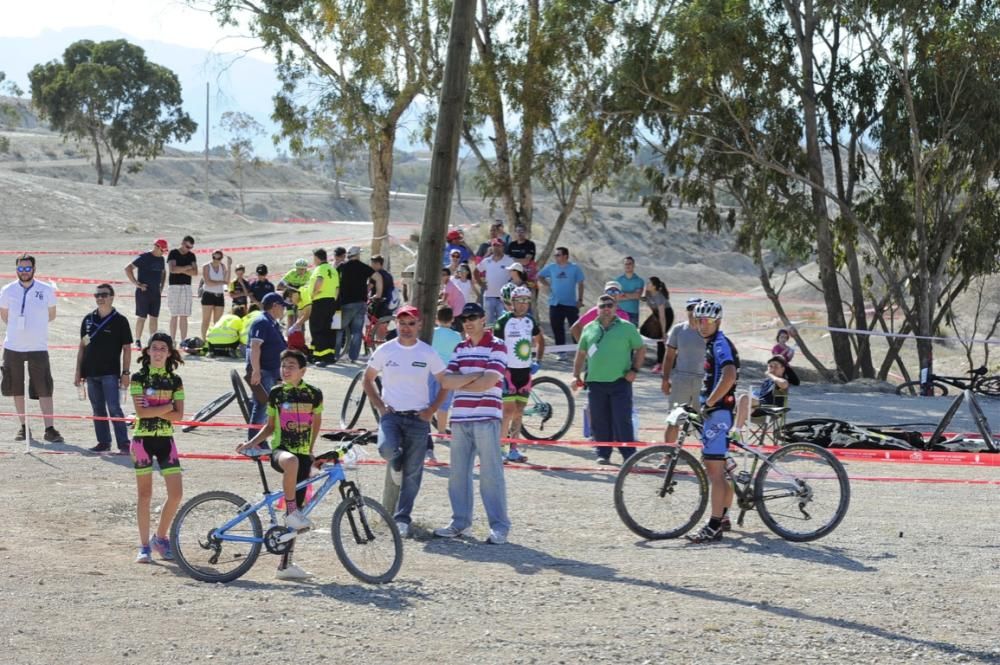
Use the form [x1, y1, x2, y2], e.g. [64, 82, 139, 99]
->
[688, 299, 740, 543]
[493, 285, 544, 463]
[279, 258, 311, 326]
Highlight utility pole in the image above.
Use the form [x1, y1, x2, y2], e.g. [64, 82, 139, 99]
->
[204, 82, 210, 200]
[414, 0, 478, 342]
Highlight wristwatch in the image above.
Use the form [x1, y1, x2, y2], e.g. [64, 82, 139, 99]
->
[122, 370, 131, 376]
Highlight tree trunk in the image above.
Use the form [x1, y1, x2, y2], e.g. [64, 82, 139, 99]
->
[90, 130, 104, 185]
[514, 0, 540, 232]
[330, 146, 341, 199]
[369, 126, 396, 257]
[843, 238, 875, 377]
[110, 155, 124, 186]
[534, 137, 602, 267]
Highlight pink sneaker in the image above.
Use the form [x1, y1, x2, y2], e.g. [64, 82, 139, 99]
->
[652, 364, 663, 375]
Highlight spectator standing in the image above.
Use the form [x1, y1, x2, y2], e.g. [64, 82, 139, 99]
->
[246, 292, 290, 438]
[569, 281, 631, 341]
[433, 302, 512, 544]
[443, 229, 474, 265]
[307, 248, 339, 366]
[369, 255, 395, 315]
[662, 298, 709, 442]
[125, 238, 168, 348]
[333, 246, 348, 268]
[337, 246, 381, 362]
[0, 254, 63, 443]
[505, 224, 536, 263]
[199, 249, 230, 340]
[537, 247, 584, 359]
[166, 236, 197, 342]
[445, 249, 463, 275]
[616, 256, 645, 327]
[475, 220, 508, 260]
[439, 267, 465, 313]
[249, 264, 276, 305]
[364, 305, 466, 536]
[450, 263, 477, 310]
[643, 277, 673, 374]
[429, 306, 464, 461]
[229, 264, 251, 311]
[74, 283, 133, 453]
[476, 239, 514, 324]
[499, 263, 529, 311]
[573, 293, 645, 465]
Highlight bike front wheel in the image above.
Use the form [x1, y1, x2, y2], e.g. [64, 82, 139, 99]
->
[520, 376, 575, 441]
[331, 495, 403, 584]
[753, 443, 850, 542]
[230, 369, 252, 423]
[340, 371, 381, 430]
[973, 376, 1000, 398]
[171, 491, 262, 583]
[613, 445, 708, 540]
[181, 391, 237, 433]
[894, 380, 948, 397]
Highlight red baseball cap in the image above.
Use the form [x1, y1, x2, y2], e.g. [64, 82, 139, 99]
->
[153, 238, 168, 250]
[395, 305, 421, 320]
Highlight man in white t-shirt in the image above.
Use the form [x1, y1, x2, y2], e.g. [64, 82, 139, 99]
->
[476, 238, 514, 325]
[0, 254, 64, 443]
[363, 305, 478, 536]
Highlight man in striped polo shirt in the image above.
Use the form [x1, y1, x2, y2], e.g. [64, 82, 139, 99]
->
[433, 302, 512, 545]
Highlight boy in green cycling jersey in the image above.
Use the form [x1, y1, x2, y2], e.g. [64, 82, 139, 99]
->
[237, 349, 323, 580]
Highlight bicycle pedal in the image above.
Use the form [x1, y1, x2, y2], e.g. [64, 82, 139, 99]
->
[277, 527, 309, 543]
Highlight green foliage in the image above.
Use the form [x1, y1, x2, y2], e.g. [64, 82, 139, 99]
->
[27, 40, 196, 185]
[220, 111, 264, 213]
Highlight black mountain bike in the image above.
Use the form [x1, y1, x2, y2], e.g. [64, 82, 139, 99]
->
[614, 406, 851, 542]
[895, 366, 1000, 398]
[182, 370, 252, 433]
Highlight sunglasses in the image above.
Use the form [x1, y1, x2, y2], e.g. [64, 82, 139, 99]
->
[512, 298, 531, 304]
[94, 292, 112, 299]
[604, 290, 622, 296]
[462, 314, 483, 322]
[212, 254, 223, 260]
[16, 266, 33, 273]
[598, 302, 616, 309]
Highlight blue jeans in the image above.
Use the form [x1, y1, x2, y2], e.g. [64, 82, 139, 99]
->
[377, 412, 432, 524]
[484, 297, 505, 325]
[87, 375, 129, 448]
[248, 368, 279, 439]
[589, 378, 636, 461]
[445, 419, 510, 535]
[338, 301, 367, 361]
[548, 304, 579, 348]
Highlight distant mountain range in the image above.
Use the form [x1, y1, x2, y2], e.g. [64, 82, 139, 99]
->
[0, 26, 427, 157]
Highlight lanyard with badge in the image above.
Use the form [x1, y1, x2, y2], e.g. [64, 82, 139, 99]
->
[82, 309, 117, 347]
[16, 283, 35, 330]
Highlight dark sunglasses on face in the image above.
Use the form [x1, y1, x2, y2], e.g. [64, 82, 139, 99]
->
[94, 292, 112, 299]
[598, 302, 616, 309]
[462, 315, 483, 322]
[16, 266, 33, 273]
[212, 254, 223, 259]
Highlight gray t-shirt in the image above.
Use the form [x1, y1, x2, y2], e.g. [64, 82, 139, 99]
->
[666, 321, 704, 376]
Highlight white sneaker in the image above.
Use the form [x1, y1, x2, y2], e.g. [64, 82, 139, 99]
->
[284, 510, 313, 531]
[275, 563, 313, 581]
[486, 529, 509, 545]
[396, 521, 410, 538]
[433, 524, 474, 538]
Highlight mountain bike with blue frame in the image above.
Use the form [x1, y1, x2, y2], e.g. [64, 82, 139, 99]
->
[170, 430, 403, 584]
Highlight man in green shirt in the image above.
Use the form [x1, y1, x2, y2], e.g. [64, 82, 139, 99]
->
[307, 248, 340, 366]
[573, 293, 645, 464]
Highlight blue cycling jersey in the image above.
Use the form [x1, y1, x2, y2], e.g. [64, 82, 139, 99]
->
[700, 329, 740, 411]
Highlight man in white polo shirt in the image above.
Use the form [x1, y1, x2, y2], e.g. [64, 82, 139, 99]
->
[0, 254, 64, 443]
[363, 305, 477, 537]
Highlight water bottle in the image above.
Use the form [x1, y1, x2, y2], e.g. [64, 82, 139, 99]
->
[582, 388, 591, 439]
[77, 383, 87, 401]
[724, 453, 737, 476]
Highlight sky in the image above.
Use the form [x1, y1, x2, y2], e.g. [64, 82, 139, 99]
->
[0, 0, 265, 57]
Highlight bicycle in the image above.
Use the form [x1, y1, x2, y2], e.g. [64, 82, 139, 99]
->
[895, 365, 1000, 398]
[614, 405, 851, 542]
[170, 430, 403, 584]
[181, 369, 252, 433]
[339, 369, 574, 440]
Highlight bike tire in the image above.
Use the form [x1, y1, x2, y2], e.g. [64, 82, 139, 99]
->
[331, 495, 403, 584]
[171, 490, 262, 584]
[613, 445, 708, 540]
[753, 442, 850, 542]
[895, 380, 948, 397]
[339, 370, 382, 430]
[181, 391, 237, 433]
[230, 369, 252, 423]
[966, 391, 999, 452]
[519, 376, 575, 441]
[928, 392, 965, 446]
[973, 376, 1000, 398]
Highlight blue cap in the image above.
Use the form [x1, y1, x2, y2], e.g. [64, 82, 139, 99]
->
[459, 302, 486, 319]
[261, 292, 293, 309]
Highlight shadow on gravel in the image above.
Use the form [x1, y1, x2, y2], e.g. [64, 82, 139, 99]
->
[427, 540, 996, 662]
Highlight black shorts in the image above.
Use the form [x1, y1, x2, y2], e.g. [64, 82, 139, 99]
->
[131, 436, 181, 476]
[201, 291, 225, 307]
[1, 349, 54, 399]
[270, 449, 313, 505]
[135, 289, 162, 318]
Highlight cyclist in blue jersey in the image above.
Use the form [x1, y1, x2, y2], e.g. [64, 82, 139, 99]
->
[687, 300, 740, 543]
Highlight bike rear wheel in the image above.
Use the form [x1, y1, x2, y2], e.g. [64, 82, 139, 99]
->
[967, 391, 999, 452]
[519, 376, 575, 441]
[181, 391, 237, 433]
[331, 495, 403, 584]
[895, 380, 948, 397]
[973, 376, 1000, 398]
[171, 491, 262, 583]
[230, 369, 252, 423]
[340, 370, 381, 430]
[753, 443, 850, 542]
[613, 445, 708, 540]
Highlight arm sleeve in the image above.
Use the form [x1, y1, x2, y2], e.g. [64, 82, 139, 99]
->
[667, 324, 680, 349]
[45, 286, 57, 306]
[312, 387, 324, 414]
[486, 341, 507, 375]
[172, 376, 185, 401]
[427, 350, 446, 375]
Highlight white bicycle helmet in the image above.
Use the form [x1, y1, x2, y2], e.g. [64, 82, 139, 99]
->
[511, 285, 532, 299]
[294, 258, 308, 268]
[693, 299, 723, 319]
